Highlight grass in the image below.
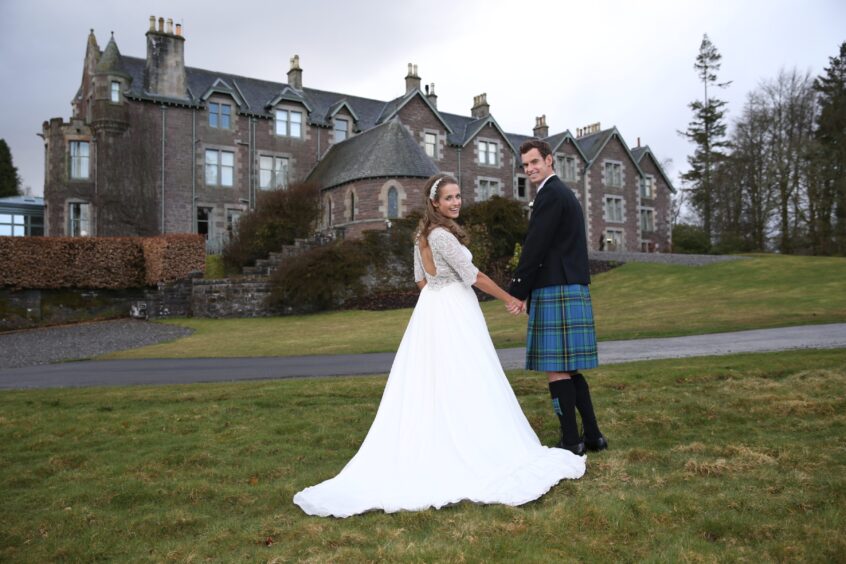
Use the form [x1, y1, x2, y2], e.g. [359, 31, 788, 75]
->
[1, 348, 844, 561]
[104, 254, 846, 360]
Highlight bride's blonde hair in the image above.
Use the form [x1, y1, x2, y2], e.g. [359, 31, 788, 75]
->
[416, 174, 468, 245]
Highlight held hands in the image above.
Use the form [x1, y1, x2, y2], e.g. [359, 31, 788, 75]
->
[505, 297, 526, 316]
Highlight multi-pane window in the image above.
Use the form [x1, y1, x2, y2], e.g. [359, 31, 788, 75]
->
[516, 177, 527, 199]
[275, 109, 303, 137]
[424, 132, 438, 158]
[641, 175, 655, 199]
[259, 156, 289, 190]
[68, 202, 91, 237]
[561, 156, 578, 182]
[604, 162, 622, 187]
[604, 196, 624, 222]
[334, 118, 349, 141]
[479, 141, 498, 165]
[209, 102, 231, 129]
[640, 208, 655, 232]
[110, 81, 121, 103]
[387, 187, 399, 218]
[69, 141, 90, 180]
[478, 179, 500, 201]
[604, 229, 624, 251]
[205, 149, 234, 187]
[0, 214, 25, 236]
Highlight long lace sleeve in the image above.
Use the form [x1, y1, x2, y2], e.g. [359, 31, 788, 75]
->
[428, 228, 479, 288]
[413, 243, 424, 283]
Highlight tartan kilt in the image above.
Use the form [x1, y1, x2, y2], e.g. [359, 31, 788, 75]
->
[526, 284, 599, 372]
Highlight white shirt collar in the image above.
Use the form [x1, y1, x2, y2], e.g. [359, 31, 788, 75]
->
[536, 174, 555, 193]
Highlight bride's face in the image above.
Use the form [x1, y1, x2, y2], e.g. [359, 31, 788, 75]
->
[434, 183, 461, 219]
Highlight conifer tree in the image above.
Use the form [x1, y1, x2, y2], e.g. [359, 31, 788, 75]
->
[0, 139, 21, 198]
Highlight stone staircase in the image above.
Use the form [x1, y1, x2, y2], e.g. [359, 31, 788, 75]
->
[240, 238, 321, 277]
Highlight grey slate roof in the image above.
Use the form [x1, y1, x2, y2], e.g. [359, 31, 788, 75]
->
[631, 146, 676, 192]
[575, 128, 616, 162]
[306, 119, 438, 189]
[95, 35, 130, 79]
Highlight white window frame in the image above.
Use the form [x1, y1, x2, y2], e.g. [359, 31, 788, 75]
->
[196, 206, 212, 239]
[208, 102, 232, 129]
[334, 117, 349, 142]
[515, 175, 528, 200]
[604, 228, 624, 251]
[641, 175, 655, 199]
[110, 81, 121, 103]
[0, 213, 26, 237]
[604, 196, 624, 223]
[560, 155, 577, 182]
[67, 201, 91, 237]
[604, 161, 622, 187]
[424, 131, 438, 159]
[477, 178, 500, 202]
[478, 140, 498, 166]
[258, 155, 289, 190]
[275, 108, 303, 138]
[69, 141, 90, 180]
[226, 208, 242, 237]
[205, 149, 235, 187]
[640, 207, 655, 233]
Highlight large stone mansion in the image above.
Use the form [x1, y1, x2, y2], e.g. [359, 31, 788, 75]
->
[42, 16, 674, 252]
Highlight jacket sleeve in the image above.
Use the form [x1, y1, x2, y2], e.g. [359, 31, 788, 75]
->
[509, 189, 567, 300]
[429, 229, 479, 288]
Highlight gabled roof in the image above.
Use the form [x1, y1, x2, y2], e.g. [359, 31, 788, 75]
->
[326, 99, 360, 124]
[199, 78, 246, 108]
[266, 86, 313, 113]
[546, 130, 589, 163]
[306, 118, 438, 190]
[576, 127, 644, 177]
[440, 112, 516, 154]
[375, 90, 453, 133]
[632, 146, 676, 193]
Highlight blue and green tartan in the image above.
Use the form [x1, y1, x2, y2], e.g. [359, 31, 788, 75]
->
[526, 284, 599, 372]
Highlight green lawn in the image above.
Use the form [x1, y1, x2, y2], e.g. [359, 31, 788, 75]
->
[2, 349, 844, 561]
[104, 254, 846, 360]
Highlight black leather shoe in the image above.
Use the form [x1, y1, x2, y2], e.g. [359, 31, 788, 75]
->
[583, 435, 608, 452]
[556, 439, 586, 456]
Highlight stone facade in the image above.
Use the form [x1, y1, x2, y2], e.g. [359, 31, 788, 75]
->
[42, 17, 675, 253]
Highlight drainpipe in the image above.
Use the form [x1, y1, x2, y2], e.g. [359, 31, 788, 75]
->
[456, 147, 461, 189]
[191, 108, 196, 233]
[250, 117, 256, 210]
[160, 105, 166, 234]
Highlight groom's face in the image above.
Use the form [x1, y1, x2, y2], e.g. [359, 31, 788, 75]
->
[521, 148, 554, 186]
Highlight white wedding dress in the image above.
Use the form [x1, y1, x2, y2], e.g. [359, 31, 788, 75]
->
[293, 227, 585, 517]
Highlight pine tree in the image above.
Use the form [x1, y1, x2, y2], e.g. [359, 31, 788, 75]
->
[813, 42, 846, 254]
[681, 34, 731, 245]
[0, 139, 21, 198]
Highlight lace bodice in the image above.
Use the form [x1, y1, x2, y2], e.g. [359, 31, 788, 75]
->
[414, 227, 479, 290]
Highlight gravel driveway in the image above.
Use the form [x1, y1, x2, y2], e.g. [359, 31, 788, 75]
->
[0, 320, 194, 369]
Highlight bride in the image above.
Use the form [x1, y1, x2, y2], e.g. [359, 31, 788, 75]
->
[293, 174, 585, 518]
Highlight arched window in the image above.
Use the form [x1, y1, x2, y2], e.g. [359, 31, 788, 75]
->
[325, 197, 333, 227]
[348, 191, 355, 221]
[387, 186, 399, 218]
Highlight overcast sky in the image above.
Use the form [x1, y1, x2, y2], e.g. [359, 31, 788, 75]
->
[1, 0, 843, 197]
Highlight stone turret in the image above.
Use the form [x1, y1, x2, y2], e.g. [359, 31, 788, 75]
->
[143, 15, 187, 99]
[92, 33, 131, 132]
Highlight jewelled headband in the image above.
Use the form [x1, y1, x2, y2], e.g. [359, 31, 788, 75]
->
[429, 177, 444, 201]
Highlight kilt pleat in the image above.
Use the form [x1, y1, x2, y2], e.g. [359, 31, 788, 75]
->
[526, 284, 598, 372]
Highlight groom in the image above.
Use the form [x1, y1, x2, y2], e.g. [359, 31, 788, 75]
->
[508, 139, 607, 456]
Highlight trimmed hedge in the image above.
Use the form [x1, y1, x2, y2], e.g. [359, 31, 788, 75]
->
[0, 234, 204, 290]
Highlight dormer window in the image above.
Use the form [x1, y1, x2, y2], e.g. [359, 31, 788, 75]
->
[209, 102, 232, 129]
[334, 118, 349, 141]
[110, 81, 121, 103]
[275, 109, 303, 138]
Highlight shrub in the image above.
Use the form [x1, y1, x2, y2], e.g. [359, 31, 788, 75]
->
[672, 223, 711, 254]
[223, 182, 320, 272]
[459, 196, 528, 263]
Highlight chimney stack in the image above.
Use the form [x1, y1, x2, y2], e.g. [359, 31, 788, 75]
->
[405, 63, 421, 94]
[425, 83, 438, 108]
[471, 93, 490, 119]
[288, 54, 302, 90]
[533, 115, 549, 138]
[637, 136, 641, 148]
[576, 122, 601, 138]
[144, 15, 187, 99]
